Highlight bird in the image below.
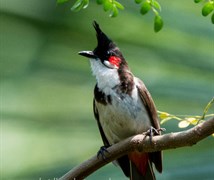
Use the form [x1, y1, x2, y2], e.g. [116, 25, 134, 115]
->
[78, 21, 162, 180]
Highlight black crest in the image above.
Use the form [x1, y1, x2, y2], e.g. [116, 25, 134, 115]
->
[93, 21, 117, 59]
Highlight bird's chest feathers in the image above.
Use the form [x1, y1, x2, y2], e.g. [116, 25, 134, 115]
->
[91, 60, 151, 143]
[95, 86, 151, 144]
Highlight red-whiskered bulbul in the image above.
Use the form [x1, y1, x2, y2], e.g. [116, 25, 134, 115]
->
[79, 21, 162, 180]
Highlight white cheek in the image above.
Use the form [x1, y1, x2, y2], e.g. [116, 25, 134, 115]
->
[89, 59, 120, 95]
[103, 60, 118, 69]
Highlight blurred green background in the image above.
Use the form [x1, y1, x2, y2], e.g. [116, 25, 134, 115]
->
[1, 0, 214, 179]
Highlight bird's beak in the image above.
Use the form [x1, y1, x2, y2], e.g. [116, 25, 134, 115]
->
[78, 51, 97, 59]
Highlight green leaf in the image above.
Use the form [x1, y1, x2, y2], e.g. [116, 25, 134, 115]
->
[202, 2, 214, 16]
[114, 1, 124, 10]
[178, 120, 190, 128]
[159, 111, 170, 120]
[82, 0, 89, 9]
[201, 98, 214, 119]
[103, 0, 113, 12]
[110, 5, 119, 17]
[140, 1, 151, 15]
[194, 0, 203, 3]
[135, 0, 143, 4]
[152, 0, 161, 11]
[212, 12, 214, 24]
[96, 0, 104, 5]
[57, 0, 69, 4]
[71, 0, 82, 11]
[185, 117, 198, 125]
[160, 117, 173, 124]
[154, 15, 163, 32]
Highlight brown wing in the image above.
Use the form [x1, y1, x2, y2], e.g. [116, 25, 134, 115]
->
[136, 78, 163, 173]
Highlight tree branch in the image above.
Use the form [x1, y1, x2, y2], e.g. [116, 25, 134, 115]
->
[59, 117, 214, 180]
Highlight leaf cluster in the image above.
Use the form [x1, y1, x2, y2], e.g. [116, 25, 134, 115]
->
[96, 0, 124, 17]
[194, 0, 214, 24]
[158, 98, 214, 136]
[57, 0, 214, 32]
[57, 0, 163, 32]
[136, 0, 163, 32]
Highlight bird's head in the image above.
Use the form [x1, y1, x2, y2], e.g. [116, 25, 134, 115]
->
[79, 21, 130, 93]
[79, 21, 127, 69]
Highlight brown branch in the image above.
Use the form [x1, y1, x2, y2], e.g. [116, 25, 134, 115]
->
[59, 117, 214, 180]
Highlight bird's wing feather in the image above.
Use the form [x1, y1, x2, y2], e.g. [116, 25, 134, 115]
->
[136, 78, 160, 129]
[136, 78, 163, 173]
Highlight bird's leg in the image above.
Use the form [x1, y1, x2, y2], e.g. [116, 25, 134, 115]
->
[143, 127, 166, 142]
[97, 145, 109, 160]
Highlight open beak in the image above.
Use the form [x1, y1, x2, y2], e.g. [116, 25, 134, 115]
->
[78, 51, 97, 59]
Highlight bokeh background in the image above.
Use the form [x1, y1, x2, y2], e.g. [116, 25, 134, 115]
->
[1, 0, 214, 179]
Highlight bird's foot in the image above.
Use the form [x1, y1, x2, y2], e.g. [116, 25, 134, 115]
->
[97, 146, 109, 160]
[143, 127, 166, 142]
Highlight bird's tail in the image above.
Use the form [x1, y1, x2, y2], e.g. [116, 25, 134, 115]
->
[129, 152, 155, 180]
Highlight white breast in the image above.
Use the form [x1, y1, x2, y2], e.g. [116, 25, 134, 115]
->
[90, 59, 152, 144]
[95, 78, 152, 145]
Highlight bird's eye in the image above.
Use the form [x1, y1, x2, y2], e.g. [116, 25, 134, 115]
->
[107, 51, 115, 57]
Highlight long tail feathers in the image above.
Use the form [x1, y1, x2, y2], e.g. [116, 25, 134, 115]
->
[129, 152, 156, 180]
[130, 160, 155, 180]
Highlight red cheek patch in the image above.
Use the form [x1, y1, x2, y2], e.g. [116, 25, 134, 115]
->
[108, 56, 121, 67]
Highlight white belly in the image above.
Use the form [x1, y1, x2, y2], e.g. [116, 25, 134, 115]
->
[96, 86, 151, 145]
